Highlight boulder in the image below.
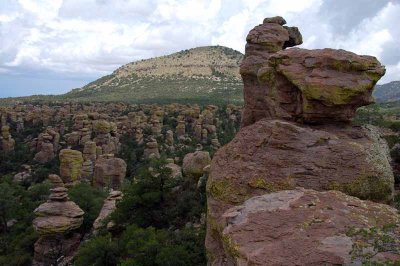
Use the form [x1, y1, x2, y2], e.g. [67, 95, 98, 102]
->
[212, 188, 400, 266]
[258, 48, 385, 124]
[183, 151, 211, 178]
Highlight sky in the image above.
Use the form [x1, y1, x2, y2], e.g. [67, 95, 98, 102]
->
[0, 0, 399, 98]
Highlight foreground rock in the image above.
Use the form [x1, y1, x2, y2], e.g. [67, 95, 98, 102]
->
[214, 188, 400, 266]
[208, 120, 393, 204]
[32, 176, 84, 266]
[206, 17, 394, 265]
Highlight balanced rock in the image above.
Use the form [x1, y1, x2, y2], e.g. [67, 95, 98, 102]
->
[213, 188, 400, 265]
[32, 179, 84, 266]
[206, 17, 394, 265]
[240, 17, 384, 126]
[183, 151, 211, 178]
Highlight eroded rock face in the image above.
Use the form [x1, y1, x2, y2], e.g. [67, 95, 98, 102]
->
[206, 16, 394, 265]
[240, 17, 384, 127]
[208, 119, 394, 204]
[214, 189, 400, 266]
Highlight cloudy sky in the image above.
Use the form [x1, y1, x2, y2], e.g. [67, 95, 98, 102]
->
[0, 0, 399, 97]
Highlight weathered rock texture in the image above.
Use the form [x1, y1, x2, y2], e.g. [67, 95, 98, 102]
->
[240, 17, 385, 126]
[215, 188, 400, 266]
[32, 175, 84, 266]
[206, 17, 395, 265]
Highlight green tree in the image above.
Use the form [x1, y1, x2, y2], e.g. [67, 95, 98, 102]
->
[68, 183, 107, 234]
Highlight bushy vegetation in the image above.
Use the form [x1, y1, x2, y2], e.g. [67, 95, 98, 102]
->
[0, 176, 50, 265]
[74, 158, 207, 265]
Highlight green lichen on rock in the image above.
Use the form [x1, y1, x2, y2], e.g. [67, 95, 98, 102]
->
[95, 120, 111, 133]
[60, 149, 84, 182]
[346, 225, 400, 265]
[221, 233, 241, 261]
[248, 177, 295, 192]
[301, 85, 364, 105]
[207, 179, 248, 204]
[329, 175, 393, 202]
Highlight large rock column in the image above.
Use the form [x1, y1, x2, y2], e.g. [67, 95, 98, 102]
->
[32, 175, 84, 266]
[206, 17, 396, 265]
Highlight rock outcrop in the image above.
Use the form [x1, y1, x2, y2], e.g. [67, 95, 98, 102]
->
[217, 188, 400, 265]
[206, 17, 396, 265]
[32, 175, 84, 266]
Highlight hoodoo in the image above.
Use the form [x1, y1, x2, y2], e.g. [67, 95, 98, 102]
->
[206, 17, 399, 265]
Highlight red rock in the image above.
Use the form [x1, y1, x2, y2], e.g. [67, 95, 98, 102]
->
[213, 189, 400, 266]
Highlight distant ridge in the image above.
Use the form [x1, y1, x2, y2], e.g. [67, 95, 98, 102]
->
[374, 81, 400, 103]
[62, 45, 244, 104]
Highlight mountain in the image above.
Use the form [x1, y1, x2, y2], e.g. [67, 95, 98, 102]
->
[373, 81, 400, 102]
[62, 46, 244, 104]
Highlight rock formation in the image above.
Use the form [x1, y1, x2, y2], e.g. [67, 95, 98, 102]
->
[206, 17, 396, 265]
[240, 16, 384, 126]
[93, 154, 127, 189]
[92, 190, 122, 234]
[143, 138, 160, 159]
[32, 175, 84, 266]
[183, 150, 211, 178]
[59, 149, 83, 184]
[218, 189, 400, 265]
[1, 125, 15, 152]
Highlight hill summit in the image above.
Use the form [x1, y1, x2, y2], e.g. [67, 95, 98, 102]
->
[64, 46, 244, 103]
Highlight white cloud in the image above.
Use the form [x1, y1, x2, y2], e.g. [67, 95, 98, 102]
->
[0, 0, 399, 88]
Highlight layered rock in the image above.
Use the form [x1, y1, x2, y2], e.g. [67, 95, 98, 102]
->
[206, 17, 395, 265]
[93, 155, 127, 189]
[32, 176, 84, 266]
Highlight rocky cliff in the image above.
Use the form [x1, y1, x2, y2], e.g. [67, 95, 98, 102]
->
[206, 17, 399, 265]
